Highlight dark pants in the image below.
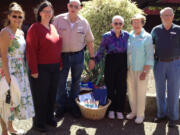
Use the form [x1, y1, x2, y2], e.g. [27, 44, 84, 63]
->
[56, 51, 84, 114]
[29, 63, 60, 127]
[105, 53, 127, 112]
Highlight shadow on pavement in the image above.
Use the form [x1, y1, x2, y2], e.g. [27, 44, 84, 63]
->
[54, 114, 146, 135]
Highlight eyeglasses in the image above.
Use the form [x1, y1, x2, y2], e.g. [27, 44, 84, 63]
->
[12, 15, 23, 19]
[113, 22, 123, 26]
[42, 10, 52, 14]
[69, 4, 79, 9]
[161, 14, 173, 17]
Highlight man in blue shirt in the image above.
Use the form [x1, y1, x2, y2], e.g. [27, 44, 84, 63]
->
[151, 7, 180, 128]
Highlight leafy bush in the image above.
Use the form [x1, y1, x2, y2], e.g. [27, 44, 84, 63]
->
[81, 0, 143, 86]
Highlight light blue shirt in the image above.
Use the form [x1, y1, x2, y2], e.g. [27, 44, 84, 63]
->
[127, 29, 154, 71]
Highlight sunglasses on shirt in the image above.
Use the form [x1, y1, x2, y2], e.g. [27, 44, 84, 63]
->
[114, 22, 123, 26]
[69, 4, 79, 9]
[12, 15, 23, 19]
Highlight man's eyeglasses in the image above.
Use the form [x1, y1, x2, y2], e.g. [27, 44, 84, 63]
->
[161, 14, 173, 17]
[69, 4, 79, 9]
[114, 22, 123, 26]
[12, 15, 23, 19]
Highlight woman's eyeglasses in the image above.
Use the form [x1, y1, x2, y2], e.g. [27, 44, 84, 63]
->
[114, 22, 123, 26]
[12, 15, 23, 19]
[42, 10, 52, 14]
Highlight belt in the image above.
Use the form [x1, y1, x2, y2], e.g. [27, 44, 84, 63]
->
[157, 56, 180, 62]
[62, 49, 83, 55]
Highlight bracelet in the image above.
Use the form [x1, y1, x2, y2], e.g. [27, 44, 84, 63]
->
[143, 70, 148, 73]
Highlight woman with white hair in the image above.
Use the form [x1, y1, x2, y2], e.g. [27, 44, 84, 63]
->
[126, 14, 154, 124]
[95, 15, 129, 119]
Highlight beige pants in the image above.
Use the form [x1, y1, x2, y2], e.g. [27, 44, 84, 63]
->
[127, 70, 149, 118]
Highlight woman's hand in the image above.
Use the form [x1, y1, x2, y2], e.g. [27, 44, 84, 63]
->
[140, 65, 150, 80]
[5, 75, 11, 84]
[31, 73, 38, 78]
[60, 66, 63, 71]
[139, 71, 147, 80]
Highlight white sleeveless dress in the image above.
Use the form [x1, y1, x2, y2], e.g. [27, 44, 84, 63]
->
[0, 27, 34, 120]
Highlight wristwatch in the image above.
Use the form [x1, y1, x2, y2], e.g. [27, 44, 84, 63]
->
[90, 57, 95, 60]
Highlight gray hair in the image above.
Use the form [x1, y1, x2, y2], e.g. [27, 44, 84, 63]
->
[69, 0, 81, 5]
[131, 14, 146, 25]
[160, 7, 174, 16]
[112, 15, 124, 24]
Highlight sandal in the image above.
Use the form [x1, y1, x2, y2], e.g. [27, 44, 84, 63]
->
[8, 129, 25, 135]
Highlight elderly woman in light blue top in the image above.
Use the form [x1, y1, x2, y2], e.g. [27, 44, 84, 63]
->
[126, 14, 154, 124]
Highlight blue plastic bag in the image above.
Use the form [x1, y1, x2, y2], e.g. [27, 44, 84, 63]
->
[92, 87, 107, 105]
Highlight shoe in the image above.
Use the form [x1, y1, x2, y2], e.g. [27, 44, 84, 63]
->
[135, 117, 144, 124]
[168, 120, 177, 128]
[154, 116, 167, 123]
[2, 129, 8, 135]
[108, 111, 115, 119]
[116, 112, 124, 120]
[32, 124, 47, 133]
[126, 112, 136, 120]
[55, 108, 65, 121]
[8, 129, 25, 135]
[47, 119, 57, 127]
[71, 107, 81, 118]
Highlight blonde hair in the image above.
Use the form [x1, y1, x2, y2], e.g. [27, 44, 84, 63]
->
[4, 2, 25, 27]
[131, 14, 146, 25]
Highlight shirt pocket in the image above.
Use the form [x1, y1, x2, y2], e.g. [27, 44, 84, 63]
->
[58, 28, 68, 38]
[170, 33, 179, 48]
[77, 27, 85, 43]
[134, 41, 144, 52]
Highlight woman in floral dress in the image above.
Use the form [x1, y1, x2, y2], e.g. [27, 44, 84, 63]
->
[0, 2, 34, 135]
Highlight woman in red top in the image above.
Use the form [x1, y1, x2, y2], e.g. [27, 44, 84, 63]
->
[26, 1, 62, 132]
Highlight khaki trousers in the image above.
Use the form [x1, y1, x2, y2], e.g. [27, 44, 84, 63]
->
[127, 70, 148, 118]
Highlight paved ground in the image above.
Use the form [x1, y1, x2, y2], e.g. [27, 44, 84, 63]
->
[1, 71, 180, 135]
[12, 114, 180, 135]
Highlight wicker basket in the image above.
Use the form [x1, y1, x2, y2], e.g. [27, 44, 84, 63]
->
[75, 98, 111, 120]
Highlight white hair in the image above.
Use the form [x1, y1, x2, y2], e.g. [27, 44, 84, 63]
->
[112, 15, 124, 24]
[160, 7, 174, 16]
[69, 0, 81, 5]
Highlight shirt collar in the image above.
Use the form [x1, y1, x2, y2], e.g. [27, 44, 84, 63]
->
[63, 13, 82, 23]
[131, 28, 145, 38]
[111, 29, 124, 38]
[162, 23, 174, 31]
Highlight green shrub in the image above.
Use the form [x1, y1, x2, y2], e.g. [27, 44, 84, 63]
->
[81, 0, 143, 86]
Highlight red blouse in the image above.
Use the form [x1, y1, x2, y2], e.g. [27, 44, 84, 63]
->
[26, 23, 62, 74]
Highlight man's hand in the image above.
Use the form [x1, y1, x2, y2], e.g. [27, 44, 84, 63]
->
[88, 60, 95, 70]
